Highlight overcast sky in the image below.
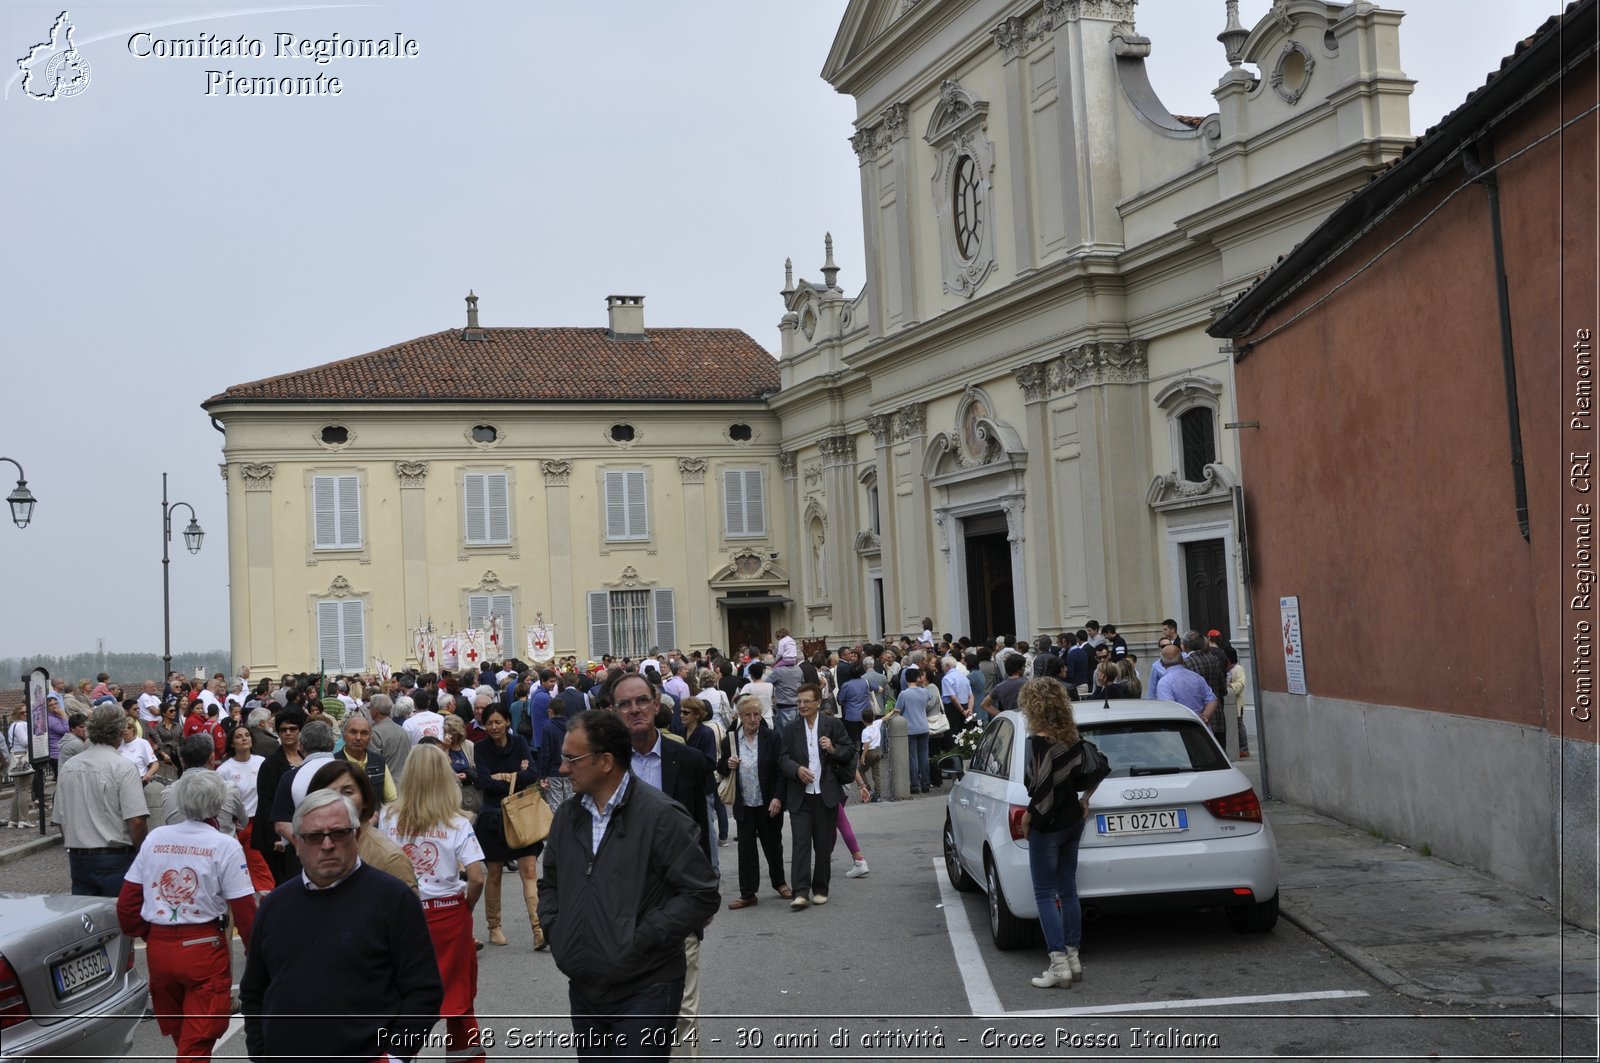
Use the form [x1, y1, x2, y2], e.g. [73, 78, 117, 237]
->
[0, 0, 1561, 662]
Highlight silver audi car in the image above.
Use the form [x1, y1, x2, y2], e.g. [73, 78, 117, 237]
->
[0, 893, 146, 1060]
[942, 700, 1279, 949]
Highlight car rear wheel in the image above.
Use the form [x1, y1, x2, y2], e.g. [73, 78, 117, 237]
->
[986, 856, 1034, 950]
[943, 815, 977, 893]
[1226, 891, 1280, 933]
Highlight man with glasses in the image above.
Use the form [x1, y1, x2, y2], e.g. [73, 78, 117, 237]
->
[241, 788, 441, 1062]
[539, 709, 718, 1060]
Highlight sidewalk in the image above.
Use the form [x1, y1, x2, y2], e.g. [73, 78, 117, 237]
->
[0, 776, 60, 867]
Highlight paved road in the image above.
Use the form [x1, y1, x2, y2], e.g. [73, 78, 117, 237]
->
[11, 791, 1589, 1060]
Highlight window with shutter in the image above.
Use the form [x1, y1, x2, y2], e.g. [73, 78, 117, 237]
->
[653, 588, 676, 651]
[604, 469, 649, 541]
[464, 472, 511, 545]
[313, 475, 361, 549]
[468, 593, 514, 642]
[316, 598, 366, 672]
[722, 469, 765, 538]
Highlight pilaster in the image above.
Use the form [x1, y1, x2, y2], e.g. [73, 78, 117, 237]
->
[239, 463, 277, 672]
[394, 461, 430, 658]
[678, 457, 709, 650]
[541, 459, 574, 653]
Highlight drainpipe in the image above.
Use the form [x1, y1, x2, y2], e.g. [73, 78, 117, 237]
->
[1462, 144, 1531, 542]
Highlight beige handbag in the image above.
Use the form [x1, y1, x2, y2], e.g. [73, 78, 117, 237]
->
[502, 774, 554, 848]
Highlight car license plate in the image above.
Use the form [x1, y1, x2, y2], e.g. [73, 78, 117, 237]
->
[52, 947, 110, 995]
[1097, 808, 1189, 835]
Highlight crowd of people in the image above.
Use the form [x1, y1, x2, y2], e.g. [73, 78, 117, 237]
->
[14, 618, 1249, 1058]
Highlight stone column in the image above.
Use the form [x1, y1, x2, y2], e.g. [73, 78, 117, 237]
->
[394, 462, 429, 664]
[541, 460, 574, 657]
[867, 414, 899, 639]
[1002, 495, 1030, 639]
[993, 15, 1040, 276]
[894, 402, 932, 630]
[819, 434, 861, 642]
[1015, 361, 1059, 633]
[678, 457, 708, 650]
[238, 463, 277, 672]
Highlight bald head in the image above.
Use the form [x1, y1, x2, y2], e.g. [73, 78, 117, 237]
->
[1160, 644, 1184, 667]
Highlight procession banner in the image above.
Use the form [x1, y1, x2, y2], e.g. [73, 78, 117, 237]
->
[27, 667, 49, 762]
[1280, 595, 1307, 695]
[526, 623, 555, 663]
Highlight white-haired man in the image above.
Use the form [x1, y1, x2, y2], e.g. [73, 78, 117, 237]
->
[53, 704, 149, 895]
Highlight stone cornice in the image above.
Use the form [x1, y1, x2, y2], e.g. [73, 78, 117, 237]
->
[1061, 341, 1149, 388]
[850, 101, 910, 162]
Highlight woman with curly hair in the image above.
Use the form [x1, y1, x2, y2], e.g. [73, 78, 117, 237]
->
[379, 745, 487, 1062]
[1018, 677, 1110, 990]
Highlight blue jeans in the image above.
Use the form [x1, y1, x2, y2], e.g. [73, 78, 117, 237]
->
[773, 704, 797, 734]
[69, 849, 136, 897]
[568, 978, 684, 1059]
[1029, 820, 1086, 954]
[705, 795, 720, 876]
[907, 733, 930, 792]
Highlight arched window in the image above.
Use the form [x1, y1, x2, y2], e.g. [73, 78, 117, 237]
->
[1179, 407, 1217, 482]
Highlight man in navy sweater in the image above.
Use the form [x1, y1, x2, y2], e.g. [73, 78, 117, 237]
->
[241, 788, 442, 1062]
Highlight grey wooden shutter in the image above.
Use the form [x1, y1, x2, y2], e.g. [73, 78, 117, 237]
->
[744, 470, 765, 536]
[653, 588, 676, 651]
[588, 590, 612, 658]
[339, 600, 365, 671]
[626, 470, 647, 538]
[468, 593, 514, 637]
[464, 474, 488, 544]
[486, 473, 510, 543]
[313, 477, 337, 547]
[723, 469, 745, 536]
[317, 600, 343, 668]
[604, 472, 627, 539]
[336, 475, 360, 547]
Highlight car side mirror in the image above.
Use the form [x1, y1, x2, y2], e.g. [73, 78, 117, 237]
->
[937, 753, 965, 780]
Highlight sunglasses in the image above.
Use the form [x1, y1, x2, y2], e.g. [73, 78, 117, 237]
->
[296, 827, 356, 846]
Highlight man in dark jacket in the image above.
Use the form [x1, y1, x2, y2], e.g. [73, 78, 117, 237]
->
[779, 683, 856, 909]
[539, 710, 719, 1058]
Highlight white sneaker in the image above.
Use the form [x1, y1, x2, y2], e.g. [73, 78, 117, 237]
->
[845, 859, 870, 878]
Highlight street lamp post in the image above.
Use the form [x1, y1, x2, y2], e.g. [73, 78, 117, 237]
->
[0, 457, 37, 528]
[161, 472, 204, 681]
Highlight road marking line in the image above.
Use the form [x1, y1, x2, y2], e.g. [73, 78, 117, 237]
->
[932, 857, 1003, 1016]
[933, 859, 1369, 1018]
[1005, 989, 1369, 1018]
[215, 1013, 244, 1048]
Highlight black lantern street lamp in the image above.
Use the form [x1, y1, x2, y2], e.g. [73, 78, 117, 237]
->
[161, 472, 204, 679]
[1, 457, 36, 528]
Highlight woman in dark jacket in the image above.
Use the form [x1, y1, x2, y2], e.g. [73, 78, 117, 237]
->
[252, 707, 306, 885]
[536, 696, 572, 812]
[716, 694, 790, 909]
[474, 703, 544, 949]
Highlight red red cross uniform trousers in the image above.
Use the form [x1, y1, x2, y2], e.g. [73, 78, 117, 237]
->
[378, 810, 487, 1063]
[118, 820, 257, 1063]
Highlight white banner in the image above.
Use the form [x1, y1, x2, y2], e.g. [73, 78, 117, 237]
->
[460, 629, 488, 671]
[526, 623, 555, 662]
[440, 635, 459, 670]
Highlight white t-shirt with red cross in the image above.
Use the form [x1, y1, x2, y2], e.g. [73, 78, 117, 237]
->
[376, 811, 484, 902]
[126, 819, 254, 925]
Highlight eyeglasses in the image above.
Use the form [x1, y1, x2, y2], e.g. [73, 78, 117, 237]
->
[296, 827, 356, 846]
[613, 695, 656, 712]
[560, 751, 596, 765]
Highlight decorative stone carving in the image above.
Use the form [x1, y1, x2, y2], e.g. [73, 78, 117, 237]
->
[992, 4, 1073, 61]
[818, 435, 855, 467]
[1055, 0, 1136, 21]
[866, 414, 894, 446]
[219, 464, 229, 483]
[880, 101, 909, 141]
[1271, 40, 1315, 105]
[1015, 362, 1051, 402]
[677, 457, 708, 484]
[394, 461, 429, 488]
[853, 530, 881, 556]
[803, 464, 824, 487]
[540, 459, 571, 486]
[926, 80, 997, 299]
[614, 566, 644, 588]
[1002, 498, 1025, 544]
[477, 570, 506, 591]
[778, 451, 798, 480]
[933, 513, 951, 559]
[1146, 462, 1240, 513]
[1060, 340, 1150, 388]
[240, 463, 276, 492]
[894, 402, 927, 440]
[734, 552, 766, 579]
[956, 388, 1004, 468]
[850, 125, 886, 162]
[326, 575, 355, 598]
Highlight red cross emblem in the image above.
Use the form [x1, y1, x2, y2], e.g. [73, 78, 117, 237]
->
[465, 649, 479, 663]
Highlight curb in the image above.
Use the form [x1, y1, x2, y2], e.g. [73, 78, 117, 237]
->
[0, 832, 61, 868]
[1279, 895, 1549, 1010]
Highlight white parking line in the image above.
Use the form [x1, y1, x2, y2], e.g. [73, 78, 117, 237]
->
[932, 857, 1004, 1015]
[932, 859, 1369, 1018]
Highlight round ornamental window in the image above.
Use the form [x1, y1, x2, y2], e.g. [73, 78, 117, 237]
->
[471, 424, 498, 444]
[320, 425, 348, 446]
[729, 423, 753, 442]
[953, 155, 983, 260]
[609, 423, 635, 443]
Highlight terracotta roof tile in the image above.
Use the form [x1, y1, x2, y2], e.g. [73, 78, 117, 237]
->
[205, 327, 780, 406]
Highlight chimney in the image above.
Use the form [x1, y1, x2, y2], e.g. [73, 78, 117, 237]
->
[606, 295, 646, 340]
[462, 290, 486, 342]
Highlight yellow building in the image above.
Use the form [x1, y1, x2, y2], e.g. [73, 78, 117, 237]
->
[204, 294, 791, 673]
